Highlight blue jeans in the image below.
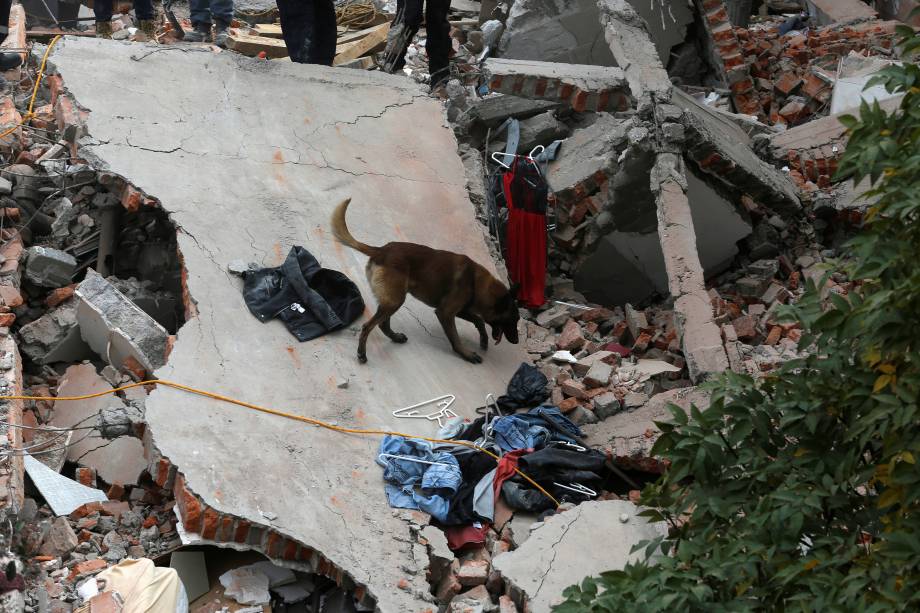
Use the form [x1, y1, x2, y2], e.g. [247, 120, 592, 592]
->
[94, 0, 154, 22]
[189, 0, 234, 27]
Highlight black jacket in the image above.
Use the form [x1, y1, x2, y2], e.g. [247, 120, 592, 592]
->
[242, 246, 365, 342]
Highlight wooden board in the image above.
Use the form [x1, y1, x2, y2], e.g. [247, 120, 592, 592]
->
[252, 23, 283, 38]
[333, 22, 389, 66]
[226, 29, 289, 59]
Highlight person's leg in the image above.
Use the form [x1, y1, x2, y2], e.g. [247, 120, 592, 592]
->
[210, 0, 234, 26]
[94, 0, 114, 38]
[425, 0, 452, 88]
[183, 0, 213, 42]
[133, 0, 154, 20]
[311, 0, 337, 66]
[134, 0, 156, 39]
[211, 0, 234, 47]
[385, 0, 423, 72]
[277, 0, 315, 63]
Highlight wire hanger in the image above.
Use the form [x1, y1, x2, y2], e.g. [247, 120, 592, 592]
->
[490, 145, 545, 171]
[553, 482, 597, 497]
[392, 394, 458, 428]
[378, 453, 454, 468]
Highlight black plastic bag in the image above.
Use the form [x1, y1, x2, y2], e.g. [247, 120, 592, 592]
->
[497, 363, 549, 412]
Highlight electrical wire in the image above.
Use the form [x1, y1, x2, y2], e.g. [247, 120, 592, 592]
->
[0, 35, 61, 141]
[0, 380, 562, 507]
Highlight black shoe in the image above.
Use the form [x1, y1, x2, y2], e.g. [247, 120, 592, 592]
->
[184, 23, 211, 43]
[0, 53, 21, 71]
[214, 22, 230, 49]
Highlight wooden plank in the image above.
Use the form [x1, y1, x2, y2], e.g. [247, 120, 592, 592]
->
[252, 23, 283, 38]
[226, 29, 289, 59]
[338, 56, 376, 70]
[333, 22, 389, 66]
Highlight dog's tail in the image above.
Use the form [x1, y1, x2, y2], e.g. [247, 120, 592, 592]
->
[331, 198, 379, 257]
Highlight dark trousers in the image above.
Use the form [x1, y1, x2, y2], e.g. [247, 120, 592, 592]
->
[0, 0, 10, 43]
[190, 0, 234, 27]
[276, 0, 337, 66]
[94, 0, 155, 22]
[393, 0, 451, 86]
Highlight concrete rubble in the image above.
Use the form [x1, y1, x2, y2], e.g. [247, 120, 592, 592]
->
[0, 0, 911, 611]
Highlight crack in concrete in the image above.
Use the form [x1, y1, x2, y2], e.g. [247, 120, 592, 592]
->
[532, 506, 582, 600]
[402, 306, 437, 339]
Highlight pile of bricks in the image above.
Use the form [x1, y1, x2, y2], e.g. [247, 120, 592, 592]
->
[741, 20, 899, 126]
[697, 0, 764, 118]
[697, 0, 899, 126]
[524, 302, 691, 425]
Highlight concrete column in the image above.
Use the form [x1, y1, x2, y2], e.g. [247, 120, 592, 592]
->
[651, 153, 729, 381]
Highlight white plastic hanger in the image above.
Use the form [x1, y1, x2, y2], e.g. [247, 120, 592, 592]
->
[392, 394, 458, 428]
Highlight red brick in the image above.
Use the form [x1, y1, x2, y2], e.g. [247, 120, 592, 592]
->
[155, 458, 171, 488]
[70, 502, 103, 519]
[69, 559, 107, 581]
[632, 331, 652, 353]
[558, 397, 582, 414]
[561, 379, 588, 400]
[121, 185, 142, 213]
[142, 516, 158, 529]
[266, 531, 283, 557]
[765, 326, 782, 346]
[218, 516, 234, 541]
[557, 320, 585, 351]
[282, 539, 299, 561]
[234, 520, 251, 544]
[786, 328, 802, 343]
[732, 315, 757, 341]
[78, 529, 93, 543]
[0, 313, 14, 327]
[44, 285, 76, 309]
[774, 72, 803, 96]
[202, 508, 219, 540]
[297, 546, 313, 562]
[75, 467, 96, 487]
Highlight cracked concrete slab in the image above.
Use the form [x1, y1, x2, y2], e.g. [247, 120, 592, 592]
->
[493, 501, 668, 612]
[50, 38, 527, 611]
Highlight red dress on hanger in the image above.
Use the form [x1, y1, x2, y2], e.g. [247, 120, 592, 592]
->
[502, 157, 547, 309]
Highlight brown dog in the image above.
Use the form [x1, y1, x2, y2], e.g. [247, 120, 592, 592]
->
[331, 198, 520, 364]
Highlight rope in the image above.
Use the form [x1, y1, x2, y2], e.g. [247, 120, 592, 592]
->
[0, 379, 562, 508]
[0, 35, 62, 142]
[336, 1, 382, 31]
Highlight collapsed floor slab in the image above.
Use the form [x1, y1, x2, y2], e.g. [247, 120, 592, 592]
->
[49, 37, 529, 611]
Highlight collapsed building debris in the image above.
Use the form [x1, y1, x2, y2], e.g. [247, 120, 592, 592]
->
[0, 0, 912, 611]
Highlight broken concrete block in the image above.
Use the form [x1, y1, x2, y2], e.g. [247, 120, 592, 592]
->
[568, 404, 599, 425]
[546, 113, 628, 205]
[583, 361, 613, 388]
[75, 270, 169, 372]
[624, 304, 648, 340]
[449, 584, 495, 613]
[40, 516, 79, 557]
[493, 500, 667, 613]
[592, 391, 621, 419]
[51, 363, 147, 486]
[500, 0, 616, 66]
[17, 299, 93, 364]
[560, 379, 587, 400]
[572, 350, 616, 377]
[556, 320, 585, 352]
[24, 246, 77, 288]
[458, 559, 489, 588]
[535, 305, 571, 330]
[469, 95, 562, 128]
[484, 58, 631, 112]
[596, 0, 671, 100]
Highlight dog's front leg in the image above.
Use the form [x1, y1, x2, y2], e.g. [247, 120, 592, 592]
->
[435, 308, 482, 363]
[457, 311, 489, 351]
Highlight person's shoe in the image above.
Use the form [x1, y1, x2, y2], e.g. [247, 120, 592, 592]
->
[96, 21, 113, 39]
[183, 22, 211, 43]
[139, 19, 157, 41]
[0, 53, 21, 71]
[214, 21, 230, 48]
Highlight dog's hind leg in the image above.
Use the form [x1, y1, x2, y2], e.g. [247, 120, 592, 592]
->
[435, 308, 482, 364]
[358, 264, 408, 363]
[457, 310, 489, 351]
[380, 317, 408, 343]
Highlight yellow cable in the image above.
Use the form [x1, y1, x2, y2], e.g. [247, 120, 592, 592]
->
[0, 35, 62, 141]
[1, 379, 562, 508]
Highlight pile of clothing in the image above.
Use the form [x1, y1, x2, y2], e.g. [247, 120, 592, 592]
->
[375, 364, 610, 549]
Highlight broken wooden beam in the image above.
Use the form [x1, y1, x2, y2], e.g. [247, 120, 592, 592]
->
[333, 22, 389, 66]
[226, 29, 289, 59]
